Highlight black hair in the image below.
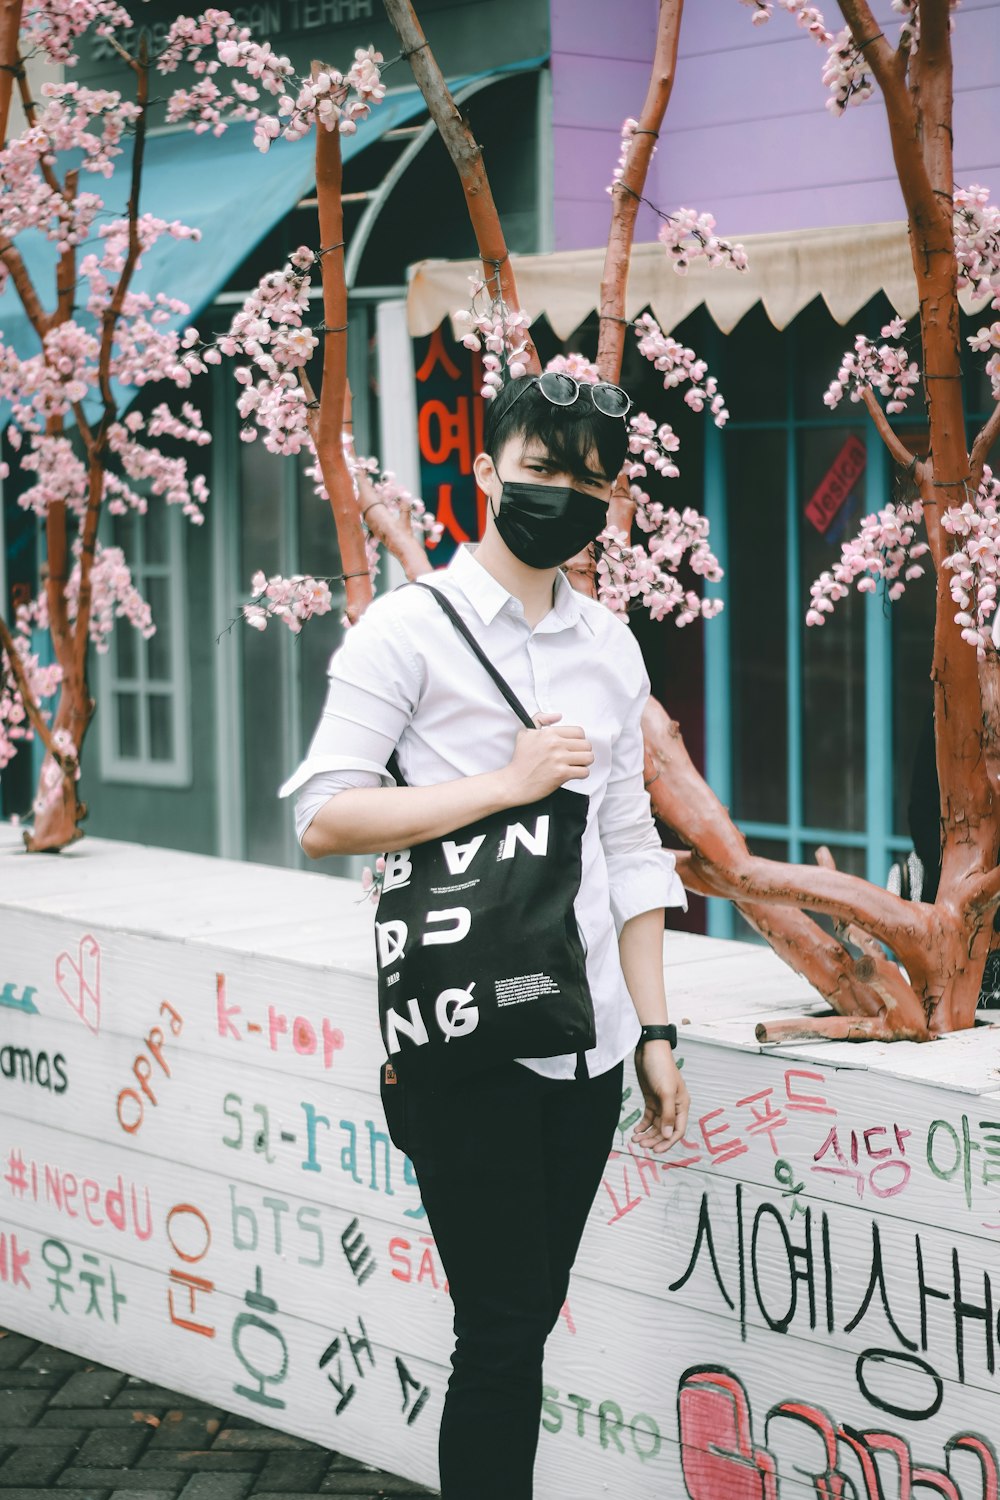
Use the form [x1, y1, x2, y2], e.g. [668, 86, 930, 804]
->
[483, 375, 629, 483]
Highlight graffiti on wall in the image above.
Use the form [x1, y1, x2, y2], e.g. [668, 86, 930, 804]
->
[5, 902, 1000, 1496]
[678, 1365, 998, 1500]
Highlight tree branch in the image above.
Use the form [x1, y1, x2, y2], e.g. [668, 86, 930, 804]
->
[962, 862, 1000, 922]
[55, 170, 77, 328]
[74, 49, 148, 672]
[859, 384, 918, 470]
[300, 369, 433, 581]
[730, 896, 885, 1017]
[676, 846, 923, 970]
[837, 0, 943, 234]
[915, 0, 955, 201]
[382, 0, 540, 373]
[756, 1013, 930, 1044]
[311, 76, 374, 625]
[678, 849, 874, 1006]
[353, 461, 434, 580]
[642, 692, 929, 983]
[596, 0, 684, 383]
[0, 238, 49, 338]
[0, 0, 24, 146]
[837, 0, 995, 914]
[971, 401, 1000, 490]
[96, 43, 148, 426]
[70, 458, 103, 679]
[0, 612, 64, 764]
[16, 55, 64, 198]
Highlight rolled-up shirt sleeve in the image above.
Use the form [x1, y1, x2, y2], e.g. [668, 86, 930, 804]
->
[598, 653, 687, 934]
[292, 767, 384, 846]
[278, 591, 423, 843]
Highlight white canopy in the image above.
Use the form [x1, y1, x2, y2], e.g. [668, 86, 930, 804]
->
[407, 220, 987, 340]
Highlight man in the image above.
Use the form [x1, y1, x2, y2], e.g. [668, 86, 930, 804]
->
[280, 371, 690, 1499]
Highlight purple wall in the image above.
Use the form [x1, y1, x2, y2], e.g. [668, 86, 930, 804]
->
[551, 0, 1000, 249]
[549, 0, 662, 250]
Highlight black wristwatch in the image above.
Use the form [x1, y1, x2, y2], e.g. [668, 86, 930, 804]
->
[636, 1023, 677, 1050]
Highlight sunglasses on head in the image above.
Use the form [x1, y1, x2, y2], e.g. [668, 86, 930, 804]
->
[502, 370, 633, 421]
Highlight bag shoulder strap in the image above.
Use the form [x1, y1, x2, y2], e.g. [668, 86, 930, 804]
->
[404, 580, 535, 730]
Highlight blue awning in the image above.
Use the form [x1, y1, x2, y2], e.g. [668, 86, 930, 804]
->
[0, 57, 544, 401]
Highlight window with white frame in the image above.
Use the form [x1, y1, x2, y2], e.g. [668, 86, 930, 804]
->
[98, 503, 191, 786]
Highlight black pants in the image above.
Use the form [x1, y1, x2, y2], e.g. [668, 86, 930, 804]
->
[396, 1056, 623, 1500]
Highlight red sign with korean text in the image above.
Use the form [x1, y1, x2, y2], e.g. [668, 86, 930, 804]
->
[805, 433, 867, 535]
[413, 327, 487, 564]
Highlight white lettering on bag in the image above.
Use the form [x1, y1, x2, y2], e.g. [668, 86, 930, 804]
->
[499, 815, 550, 861]
[383, 998, 430, 1054]
[382, 850, 413, 892]
[441, 834, 487, 875]
[422, 908, 472, 946]
[375, 920, 408, 968]
[435, 983, 479, 1042]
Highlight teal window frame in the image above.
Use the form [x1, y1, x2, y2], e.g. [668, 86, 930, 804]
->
[96, 503, 192, 788]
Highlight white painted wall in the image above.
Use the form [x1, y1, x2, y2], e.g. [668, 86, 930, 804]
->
[376, 299, 421, 594]
[2, 824, 1000, 1494]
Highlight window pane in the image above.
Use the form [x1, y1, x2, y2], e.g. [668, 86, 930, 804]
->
[792, 301, 865, 422]
[241, 623, 286, 863]
[116, 692, 140, 759]
[799, 426, 867, 831]
[749, 837, 789, 862]
[112, 508, 138, 560]
[148, 693, 173, 762]
[145, 502, 169, 566]
[239, 440, 288, 865]
[719, 304, 786, 424]
[804, 840, 867, 879]
[115, 621, 137, 681]
[728, 428, 788, 823]
[146, 574, 172, 682]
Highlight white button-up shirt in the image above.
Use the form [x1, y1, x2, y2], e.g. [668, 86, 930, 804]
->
[279, 542, 686, 1080]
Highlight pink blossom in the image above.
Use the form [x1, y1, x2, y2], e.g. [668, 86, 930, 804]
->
[607, 117, 651, 196]
[658, 209, 747, 277]
[240, 571, 334, 634]
[824, 322, 921, 415]
[453, 288, 532, 400]
[633, 313, 730, 428]
[545, 352, 601, 384]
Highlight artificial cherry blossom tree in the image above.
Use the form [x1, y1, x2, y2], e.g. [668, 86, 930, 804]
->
[658, 0, 1000, 1043]
[0, 2, 426, 847]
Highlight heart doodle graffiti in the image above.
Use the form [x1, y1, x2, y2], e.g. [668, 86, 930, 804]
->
[55, 934, 101, 1035]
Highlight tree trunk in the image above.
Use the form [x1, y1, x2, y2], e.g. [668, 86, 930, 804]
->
[596, 0, 683, 382]
[381, 0, 541, 375]
[23, 688, 92, 852]
[311, 80, 374, 625]
[0, 0, 23, 146]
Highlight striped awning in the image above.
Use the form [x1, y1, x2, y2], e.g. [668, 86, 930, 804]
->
[407, 220, 991, 340]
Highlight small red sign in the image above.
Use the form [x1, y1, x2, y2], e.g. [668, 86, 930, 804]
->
[805, 434, 867, 535]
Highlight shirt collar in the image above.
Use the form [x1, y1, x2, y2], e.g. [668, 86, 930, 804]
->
[446, 543, 596, 635]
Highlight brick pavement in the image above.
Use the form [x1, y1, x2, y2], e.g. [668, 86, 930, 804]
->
[0, 1328, 438, 1499]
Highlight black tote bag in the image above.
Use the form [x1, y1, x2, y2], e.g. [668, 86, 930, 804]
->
[374, 582, 596, 1086]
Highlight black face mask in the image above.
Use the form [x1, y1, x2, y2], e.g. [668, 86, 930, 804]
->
[491, 480, 609, 570]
